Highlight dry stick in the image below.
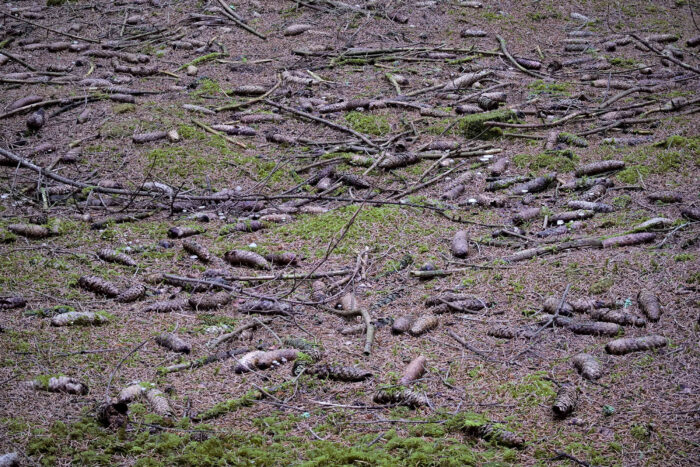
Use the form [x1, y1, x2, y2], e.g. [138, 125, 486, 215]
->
[192, 119, 246, 148]
[163, 270, 351, 287]
[0, 48, 36, 71]
[446, 330, 494, 361]
[104, 339, 149, 401]
[216, 78, 282, 112]
[486, 111, 585, 129]
[216, 0, 266, 39]
[496, 35, 547, 79]
[263, 99, 378, 148]
[209, 319, 272, 348]
[597, 87, 655, 109]
[2, 11, 99, 42]
[361, 308, 375, 355]
[410, 264, 511, 278]
[390, 160, 469, 200]
[510, 284, 571, 363]
[629, 33, 700, 75]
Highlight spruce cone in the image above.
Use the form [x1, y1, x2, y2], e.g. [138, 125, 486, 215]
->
[8, 223, 49, 239]
[223, 250, 271, 270]
[552, 384, 578, 417]
[78, 276, 119, 297]
[488, 327, 517, 339]
[467, 424, 524, 448]
[117, 384, 146, 404]
[392, 315, 415, 335]
[189, 292, 231, 310]
[142, 298, 190, 313]
[605, 335, 667, 355]
[116, 284, 146, 303]
[572, 354, 602, 380]
[637, 290, 662, 322]
[568, 321, 620, 336]
[146, 389, 173, 417]
[589, 308, 645, 327]
[305, 363, 372, 382]
[97, 248, 137, 267]
[408, 315, 439, 336]
[373, 389, 428, 408]
[155, 333, 191, 354]
[183, 240, 212, 263]
[0, 296, 26, 309]
[239, 299, 292, 315]
[167, 226, 201, 239]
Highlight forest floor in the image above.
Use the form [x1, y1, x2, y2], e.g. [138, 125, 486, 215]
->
[0, 0, 699, 465]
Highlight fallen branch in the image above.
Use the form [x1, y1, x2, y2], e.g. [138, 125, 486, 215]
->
[216, 0, 267, 40]
[263, 99, 378, 148]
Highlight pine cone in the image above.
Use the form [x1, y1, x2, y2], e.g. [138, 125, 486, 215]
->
[97, 248, 137, 267]
[116, 284, 146, 303]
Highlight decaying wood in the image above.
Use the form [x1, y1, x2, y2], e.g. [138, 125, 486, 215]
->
[305, 363, 372, 382]
[142, 298, 190, 313]
[146, 389, 173, 417]
[602, 232, 656, 248]
[637, 290, 662, 322]
[552, 384, 578, 417]
[224, 249, 271, 269]
[399, 356, 427, 385]
[572, 353, 603, 380]
[97, 248, 137, 267]
[233, 349, 298, 373]
[51, 311, 108, 326]
[605, 335, 667, 355]
[575, 160, 625, 176]
[155, 333, 192, 354]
